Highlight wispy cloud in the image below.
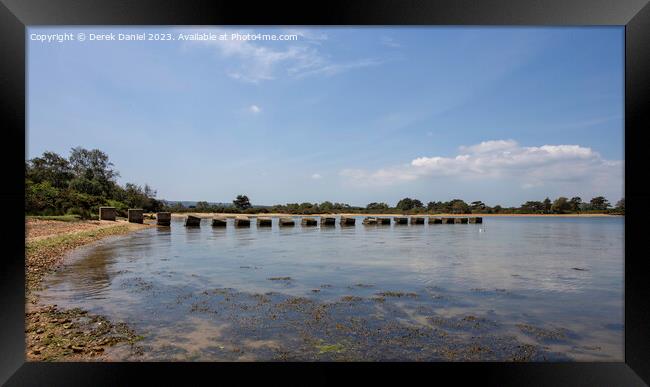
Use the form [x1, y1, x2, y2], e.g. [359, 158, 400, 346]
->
[248, 104, 261, 114]
[187, 28, 385, 83]
[281, 28, 329, 43]
[380, 36, 401, 48]
[311, 173, 322, 179]
[340, 140, 622, 191]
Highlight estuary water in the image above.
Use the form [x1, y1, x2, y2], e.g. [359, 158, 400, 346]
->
[37, 216, 624, 361]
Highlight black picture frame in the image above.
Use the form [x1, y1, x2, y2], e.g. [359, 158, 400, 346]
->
[1, 0, 648, 385]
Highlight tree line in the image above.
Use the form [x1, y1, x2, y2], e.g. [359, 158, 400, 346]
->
[173, 195, 625, 215]
[26, 148, 163, 219]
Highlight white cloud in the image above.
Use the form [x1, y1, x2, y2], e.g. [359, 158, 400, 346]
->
[311, 173, 322, 179]
[339, 140, 623, 191]
[248, 105, 261, 114]
[187, 28, 385, 83]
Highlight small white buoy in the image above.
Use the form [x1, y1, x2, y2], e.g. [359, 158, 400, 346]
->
[479, 228, 486, 233]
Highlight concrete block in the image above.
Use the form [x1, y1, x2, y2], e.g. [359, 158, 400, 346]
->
[127, 209, 143, 224]
[99, 207, 116, 221]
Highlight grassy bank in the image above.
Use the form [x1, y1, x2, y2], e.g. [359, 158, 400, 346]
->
[26, 215, 84, 222]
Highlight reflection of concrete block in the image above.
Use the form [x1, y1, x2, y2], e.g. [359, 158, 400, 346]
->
[99, 207, 116, 221]
[185, 215, 201, 227]
[157, 212, 171, 226]
[127, 209, 143, 224]
[257, 217, 272, 227]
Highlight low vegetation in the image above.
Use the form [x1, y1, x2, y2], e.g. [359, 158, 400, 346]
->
[173, 195, 624, 215]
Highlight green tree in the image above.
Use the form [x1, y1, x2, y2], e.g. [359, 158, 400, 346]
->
[616, 198, 625, 211]
[590, 196, 610, 211]
[521, 201, 544, 213]
[366, 202, 389, 211]
[449, 199, 469, 214]
[319, 201, 334, 213]
[542, 197, 552, 213]
[68, 147, 120, 196]
[470, 201, 486, 213]
[196, 201, 210, 211]
[396, 198, 423, 211]
[26, 181, 60, 214]
[551, 197, 571, 214]
[569, 197, 582, 212]
[233, 195, 252, 210]
[26, 151, 74, 189]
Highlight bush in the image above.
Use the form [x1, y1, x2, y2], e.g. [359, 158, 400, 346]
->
[106, 199, 129, 217]
[66, 206, 92, 219]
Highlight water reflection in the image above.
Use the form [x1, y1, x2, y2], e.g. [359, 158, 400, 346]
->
[37, 216, 624, 361]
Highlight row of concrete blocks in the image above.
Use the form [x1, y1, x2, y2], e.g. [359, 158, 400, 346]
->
[99, 207, 145, 224]
[363, 216, 482, 225]
[179, 215, 483, 227]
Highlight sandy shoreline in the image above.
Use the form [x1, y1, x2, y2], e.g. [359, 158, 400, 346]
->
[25, 218, 154, 361]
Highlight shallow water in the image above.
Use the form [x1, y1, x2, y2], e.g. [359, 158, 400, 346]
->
[37, 216, 624, 361]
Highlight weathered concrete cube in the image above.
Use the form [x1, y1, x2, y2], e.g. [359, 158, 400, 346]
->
[429, 217, 443, 224]
[362, 217, 378, 225]
[441, 217, 455, 224]
[127, 209, 144, 224]
[99, 207, 116, 221]
[157, 212, 171, 226]
[212, 216, 227, 227]
[279, 217, 295, 226]
[469, 217, 483, 224]
[301, 217, 317, 226]
[340, 216, 356, 226]
[234, 216, 250, 227]
[454, 217, 469, 224]
[377, 217, 391, 225]
[320, 216, 336, 226]
[185, 215, 201, 227]
[257, 217, 272, 227]
[412, 217, 425, 225]
[393, 217, 408, 225]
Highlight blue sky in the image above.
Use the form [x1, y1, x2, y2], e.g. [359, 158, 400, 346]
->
[27, 27, 624, 207]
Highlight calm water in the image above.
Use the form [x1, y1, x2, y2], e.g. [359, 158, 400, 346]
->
[37, 216, 624, 361]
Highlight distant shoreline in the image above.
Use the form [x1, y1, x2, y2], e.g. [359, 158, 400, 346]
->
[168, 212, 620, 218]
